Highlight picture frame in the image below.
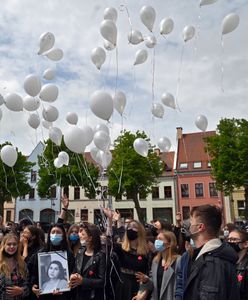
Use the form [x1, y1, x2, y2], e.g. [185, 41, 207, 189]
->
[38, 251, 70, 295]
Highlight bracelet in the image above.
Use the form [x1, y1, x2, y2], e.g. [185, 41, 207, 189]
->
[62, 208, 68, 211]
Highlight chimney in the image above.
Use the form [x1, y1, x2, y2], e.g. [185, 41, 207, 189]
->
[176, 127, 183, 140]
[154, 148, 160, 156]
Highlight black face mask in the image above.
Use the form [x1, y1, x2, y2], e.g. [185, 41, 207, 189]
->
[228, 242, 240, 253]
[127, 229, 138, 241]
[151, 226, 158, 237]
[3, 249, 16, 258]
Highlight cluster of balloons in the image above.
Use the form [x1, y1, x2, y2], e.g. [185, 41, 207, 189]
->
[38, 32, 63, 61]
[54, 151, 69, 169]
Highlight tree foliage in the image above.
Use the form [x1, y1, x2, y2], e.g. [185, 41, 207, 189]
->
[206, 118, 248, 218]
[0, 142, 34, 215]
[37, 139, 99, 199]
[107, 130, 163, 223]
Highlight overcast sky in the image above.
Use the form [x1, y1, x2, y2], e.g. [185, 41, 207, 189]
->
[0, 0, 247, 156]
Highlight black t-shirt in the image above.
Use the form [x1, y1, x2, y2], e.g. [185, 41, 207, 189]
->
[81, 253, 92, 271]
[157, 258, 164, 299]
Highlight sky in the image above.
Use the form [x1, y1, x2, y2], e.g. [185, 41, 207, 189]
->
[0, 0, 247, 156]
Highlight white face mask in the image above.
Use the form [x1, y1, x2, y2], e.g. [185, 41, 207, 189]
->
[223, 230, 229, 237]
[190, 238, 196, 249]
[80, 240, 86, 246]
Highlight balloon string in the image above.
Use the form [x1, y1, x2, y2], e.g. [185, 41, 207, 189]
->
[11, 167, 20, 195]
[202, 131, 211, 162]
[152, 47, 156, 105]
[2, 163, 12, 195]
[115, 46, 119, 94]
[81, 154, 97, 193]
[220, 35, 225, 93]
[175, 44, 185, 112]
[119, 5, 132, 27]
[194, 10, 202, 54]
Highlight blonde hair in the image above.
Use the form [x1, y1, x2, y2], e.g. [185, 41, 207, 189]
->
[154, 230, 179, 265]
[122, 220, 148, 256]
[67, 224, 80, 256]
[0, 233, 27, 278]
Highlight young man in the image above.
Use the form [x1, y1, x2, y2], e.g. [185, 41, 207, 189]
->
[184, 204, 240, 300]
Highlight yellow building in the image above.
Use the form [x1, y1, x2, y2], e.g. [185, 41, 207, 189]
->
[232, 188, 245, 221]
[3, 198, 15, 223]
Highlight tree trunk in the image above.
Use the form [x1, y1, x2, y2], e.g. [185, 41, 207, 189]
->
[132, 192, 145, 224]
[0, 199, 4, 218]
[244, 183, 248, 220]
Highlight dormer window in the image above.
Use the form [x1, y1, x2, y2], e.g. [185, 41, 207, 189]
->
[193, 162, 202, 168]
[179, 163, 188, 169]
[207, 161, 211, 168]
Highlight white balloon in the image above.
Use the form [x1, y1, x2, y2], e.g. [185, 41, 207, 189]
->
[160, 18, 174, 35]
[54, 157, 63, 168]
[94, 124, 110, 135]
[0, 94, 4, 106]
[103, 40, 116, 51]
[5, 93, 23, 112]
[200, 0, 218, 6]
[133, 138, 149, 157]
[39, 84, 59, 102]
[94, 130, 111, 152]
[28, 113, 40, 129]
[222, 13, 240, 35]
[1, 145, 18, 167]
[140, 6, 156, 32]
[183, 25, 195, 42]
[64, 126, 86, 154]
[82, 125, 94, 146]
[38, 32, 55, 55]
[66, 112, 78, 125]
[134, 49, 148, 65]
[151, 103, 164, 118]
[58, 151, 69, 166]
[46, 48, 63, 61]
[113, 91, 126, 115]
[43, 68, 55, 80]
[91, 47, 106, 70]
[97, 150, 112, 168]
[90, 147, 102, 164]
[42, 105, 59, 122]
[49, 127, 62, 146]
[0, 108, 2, 121]
[145, 35, 157, 48]
[103, 7, 118, 23]
[158, 137, 171, 152]
[195, 114, 208, 132]
[23, 96, 40, 111]
[100, 19, 117, 46]
[161, 92, 176, 109]
[42, 120, 53, 129]
[128, 30, 144, 45]
[90, 90, 113, 121]
[24, 74, 41, 97]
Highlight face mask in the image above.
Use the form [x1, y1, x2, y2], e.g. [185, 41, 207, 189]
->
[223, 230, 229, 238]
[69, 234, 79, 242]
[126, 229, 138, 241]
[154, 239, 165, 252]
[3, 249, 16, 258]
[151, 226, 158, 237]
[80, 239, 86, 247]
[50, 234, 63, 246]
[228, 242, 240, 253]
[190, 238, 196, 249]
[190, 225, 200, 238]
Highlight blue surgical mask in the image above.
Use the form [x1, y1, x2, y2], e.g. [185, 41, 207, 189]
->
[50, 233, 63, 246]
[69, 234, 79, 242]
[154, 239, 165, 252]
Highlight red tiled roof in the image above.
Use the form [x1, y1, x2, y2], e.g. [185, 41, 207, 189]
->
[176, 130, 215, 171]
[159, 151, 175, 176]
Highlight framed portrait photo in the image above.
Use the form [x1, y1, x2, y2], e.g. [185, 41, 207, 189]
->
[38, 251, 70, 295]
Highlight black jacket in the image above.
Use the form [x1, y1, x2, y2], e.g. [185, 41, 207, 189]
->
[73, 247, 106, 300]
[184, 242, 240, 300]
[236, 253, 248, 300]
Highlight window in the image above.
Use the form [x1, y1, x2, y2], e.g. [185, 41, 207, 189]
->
[63, 186, 69, 197]
[179, 163, 188, 169]
[117, 209, 134, 220]
[209, 182, 218, 197]
[19, 209, 33, 221]
[6, 210, 11, 222]
[29, 188, 35, 200]
[164, 186, 172, 199]
[81, 209, 88, 222]
[74, 187, 80, 200]
[195, 183, 204, 197]
[50, 186, 56, 199]
[153, 208, 172, 224]
[31, 170, 37, 182]
[181, 184, 189, 198]
[139, 190, 146, 200]
[237, 200, 245, 218]
[193, 162, 202, 168]
[207, 162, 211, 168]
[40, 209, 55, 223]
[152, 187, 159, 199]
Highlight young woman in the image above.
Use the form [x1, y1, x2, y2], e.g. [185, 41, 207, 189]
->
[69, 223, 106, 300]
[136, 231, 181, 300]
[30, 223, 74, 300]
[67, 224, 81, 257]
[42, 260, 68, 293]
[0, 233, 30, 299]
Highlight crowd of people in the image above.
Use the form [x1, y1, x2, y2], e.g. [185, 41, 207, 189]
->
[0, 197, 247, 300]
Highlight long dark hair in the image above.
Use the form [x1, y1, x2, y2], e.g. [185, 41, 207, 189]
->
[46, 223, 68, 251]
[26, 225, 44, 248]
[80, 223, 102, 253]
[47, 260, 65, 280]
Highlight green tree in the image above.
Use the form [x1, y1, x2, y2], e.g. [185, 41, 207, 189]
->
[107, 130, 163, 223]
[37, 139, 99, 199]
[206, 118, 248, 219]
[0, 143, 34, 215]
